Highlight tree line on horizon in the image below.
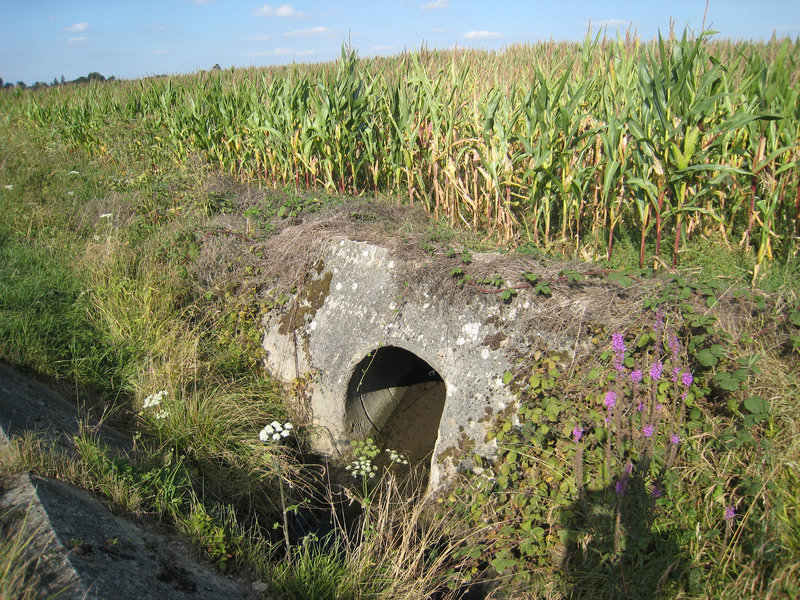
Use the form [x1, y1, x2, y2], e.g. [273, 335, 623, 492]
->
[1, 71, 115, 91]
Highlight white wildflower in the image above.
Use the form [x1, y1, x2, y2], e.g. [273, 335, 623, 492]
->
[260, 421, 293, 443]
[99, 213, 112, 219]
[68, 170, 79, 175]
[143, 390, 167, 409]
[3, 185, 12, 190]
[68, 191, 75, 196]
[154, 410, 169, 420]
[386, 448, 409, 465]
[346, 457, 377, 479]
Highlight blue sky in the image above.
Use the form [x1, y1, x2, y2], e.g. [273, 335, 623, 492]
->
[2, 1, 799, 85]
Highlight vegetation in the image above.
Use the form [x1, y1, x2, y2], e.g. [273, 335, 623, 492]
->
[1, 30, 799, 599]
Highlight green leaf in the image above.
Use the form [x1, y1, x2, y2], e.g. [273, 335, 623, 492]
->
[743, 396, 770, 415]
[696, 349, 718, 367]
[502, 371, 513, 385]
[491, 555, 518, 574]
[500, 288, 518, 301]
[714, 372, 739, 391]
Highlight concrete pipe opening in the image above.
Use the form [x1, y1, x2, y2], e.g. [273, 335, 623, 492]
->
[345, 346, 446, 468]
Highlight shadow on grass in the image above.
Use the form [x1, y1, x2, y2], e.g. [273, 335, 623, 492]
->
[562, 468, 686, 600]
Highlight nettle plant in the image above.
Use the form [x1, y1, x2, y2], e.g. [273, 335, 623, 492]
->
[451, 309, 712, 588]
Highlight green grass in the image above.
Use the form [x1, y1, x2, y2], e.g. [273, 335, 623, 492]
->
[0, 507, 41, 600]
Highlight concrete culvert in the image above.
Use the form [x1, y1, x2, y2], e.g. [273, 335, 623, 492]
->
[262, 227, 639, 489]
[346, 346, 446, 468]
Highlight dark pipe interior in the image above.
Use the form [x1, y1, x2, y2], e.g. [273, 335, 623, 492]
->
[346, 346, 446, 468]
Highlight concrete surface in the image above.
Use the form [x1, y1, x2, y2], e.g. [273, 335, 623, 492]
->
[0, 364, 257, 600]
[262, 236, 616, 487]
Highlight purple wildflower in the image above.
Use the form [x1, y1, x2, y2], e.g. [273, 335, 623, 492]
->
[651, 486, 662, 499]
[681, 391, 688, 400]
[650, 361, 664, 381]
[681, 372, 694, 387]
[724, 505, 736, 520]
[612, 333, 626, 372]
[630, 369, 643, 384]
[637, 401, 644, 411]
[604, 391, 617, 410]
[572, 425, 583, 442]
[654, 310, 664, 333]
[643, 424, 654, 437]
[672, 367, 681, 382]
[670, 433, 681, 445]
[615, 479, 627, 496]
[668, 335, 680, 358]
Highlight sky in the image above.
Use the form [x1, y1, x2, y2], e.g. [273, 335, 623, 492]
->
[2, 1, 800, 85]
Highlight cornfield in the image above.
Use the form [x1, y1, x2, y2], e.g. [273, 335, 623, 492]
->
[5, 30, 799, 270]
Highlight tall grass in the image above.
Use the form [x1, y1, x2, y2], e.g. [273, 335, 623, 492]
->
[4, 31, 799, 273]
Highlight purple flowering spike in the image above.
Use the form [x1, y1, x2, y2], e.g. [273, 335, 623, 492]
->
[724, 505, 736, 520]
[630, 369, 643, 384]
[572, 425, 583, 442]
[654, 310, 664, 333]
[604, 391, 617, 409]
[650, 361, 664, 381]
[668, 335, 680, 357]
[682, 372, 694, 387]
[651, 486, 662, 499]
[612, 333, 626, 354]
[643, 424, 654, 437]
[670, 433, 680, 445]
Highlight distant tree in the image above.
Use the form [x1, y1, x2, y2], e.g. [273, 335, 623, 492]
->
[52, 77, 59, 86]
[60, 75, 65, 84]
[3, 82, 13, 90]
[87, 71, 105, 82]
[0, 77, 3, 88]
[16, 81, 26, 89]
[212, 63, 221, 71]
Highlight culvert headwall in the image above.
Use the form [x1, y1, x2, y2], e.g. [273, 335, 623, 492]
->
[262, 233, 630, 489]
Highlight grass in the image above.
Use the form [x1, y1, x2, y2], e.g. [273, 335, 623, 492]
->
[1, 38, 799, 600]
[0, 508, 41, 600]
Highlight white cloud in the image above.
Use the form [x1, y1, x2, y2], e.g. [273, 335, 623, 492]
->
[421, 0, 449, 9]
[253, 4, 307, 18]
[63, 22, 89, 33]
[67, 36, 89, 44]
[246, 48, 315, 57]
[247, 34, 271, 41]
[372, 45, 395, 51]
[463, 30, 502, 40]
[592, 19, 629, 28]
[284, 26, 333, 37]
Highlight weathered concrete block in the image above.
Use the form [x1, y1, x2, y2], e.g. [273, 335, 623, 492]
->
[263, 233, 624, 489]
